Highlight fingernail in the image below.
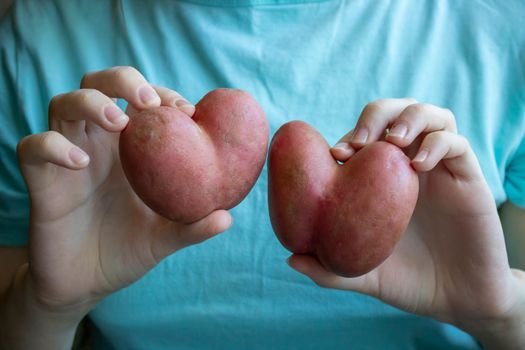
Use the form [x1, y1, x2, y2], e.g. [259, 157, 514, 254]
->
[174, 99, 195, 116]
[69, 147, 89, 165]
[138, 85, 160, 105]
[388, 122, 408, 138]
[413, 149, 429, 163]
[174, 99, 192, 108]
[104, 104, 128, 124]
[351, 127, 368, 144]
[333, 142, 350, 151]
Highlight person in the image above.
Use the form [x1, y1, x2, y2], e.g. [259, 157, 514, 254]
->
[0, 0, 524, 349]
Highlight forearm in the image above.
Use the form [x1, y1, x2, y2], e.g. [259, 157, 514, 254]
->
[0, 264, 89, 350]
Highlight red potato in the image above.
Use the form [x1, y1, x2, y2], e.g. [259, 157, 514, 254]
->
[119, 88, 269, 223]
[268, 121, 419, 277]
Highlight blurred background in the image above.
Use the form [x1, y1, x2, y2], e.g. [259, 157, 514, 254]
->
[0, 0, 13, 17]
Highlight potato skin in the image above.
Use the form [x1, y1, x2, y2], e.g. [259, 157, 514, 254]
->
[268, 121, 419, 277]
[119, 88, 269, 223]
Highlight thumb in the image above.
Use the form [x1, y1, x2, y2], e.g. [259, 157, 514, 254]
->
[182, 210, 233, 246]
[288, 254, 375, 295]
[151, 210, 233, 261]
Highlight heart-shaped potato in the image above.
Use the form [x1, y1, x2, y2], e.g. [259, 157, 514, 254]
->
[268, 121, 418, 277]
[119, 88, 269, 223]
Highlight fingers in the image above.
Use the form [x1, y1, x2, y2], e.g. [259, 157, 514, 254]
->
[80, 66, 161, 111]
[154, 86, 195, 117]
[17, 131, 89, 169]
[347, 98, 418, 147]
[287, 254, 372, 294]
[330, 98, 416, 162]
[411, 131, 483, 180]
[17, 131, 89, 190]
[369, 101, 480, 179]
[51, 65, 155, 137]
[50, 66, 194, 141]
[49, 89, 129, 135]
[385, 103, 457, 147]
[151, 210, 233, 261]
[125, 85, 195, 117]
[182, 210, 233, 245]
[330, 99, 477, 180]
[288, 254, 344, 288]
[330, 139, 356, 162]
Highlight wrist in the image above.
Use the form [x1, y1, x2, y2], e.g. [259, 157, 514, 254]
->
[23, 264, 99, 318]
[457, 269, 525, 350]
[0, 264, 95, 350]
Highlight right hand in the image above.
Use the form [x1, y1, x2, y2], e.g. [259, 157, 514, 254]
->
[16, 66, 232, 313]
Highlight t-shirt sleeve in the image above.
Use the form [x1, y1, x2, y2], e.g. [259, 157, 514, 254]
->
[0, 8, 30, 246]
[504, 129, 525, 209]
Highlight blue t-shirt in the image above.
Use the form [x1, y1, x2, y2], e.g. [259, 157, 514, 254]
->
[1, 0, 524, 349]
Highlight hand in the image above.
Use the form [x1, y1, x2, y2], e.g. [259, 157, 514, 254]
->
[289, 99, 525, 347]
[16, 66, 232, 312]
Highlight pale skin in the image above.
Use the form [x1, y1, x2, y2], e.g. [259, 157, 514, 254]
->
[0, 66, 524, 349]
[0, 67, 232, 349]
[292, 100, 525, 349]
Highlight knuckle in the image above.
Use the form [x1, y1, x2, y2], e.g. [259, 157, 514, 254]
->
[373, 98, 396, 105]
[441, 107, 457, 129]
[360, 102, 387, 126]
[111, 66, 141, 84]
[441, 107, 455, 119]
[406, 102, 430, 115]
[48, 94, 62, 118]
[425, 130, 445, 144]
[73, 89, 95, 106]
[16, 135, 32, 158]
[363, 101, 387, 115]
[38, 131, 58, 151]
[456, 134, 470, 148]
[80, 71, 96, 88]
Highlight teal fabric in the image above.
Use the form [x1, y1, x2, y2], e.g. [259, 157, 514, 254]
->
[1, 0, 524, 349]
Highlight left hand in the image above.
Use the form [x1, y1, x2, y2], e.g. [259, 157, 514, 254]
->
[288, 99, 525, 347]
